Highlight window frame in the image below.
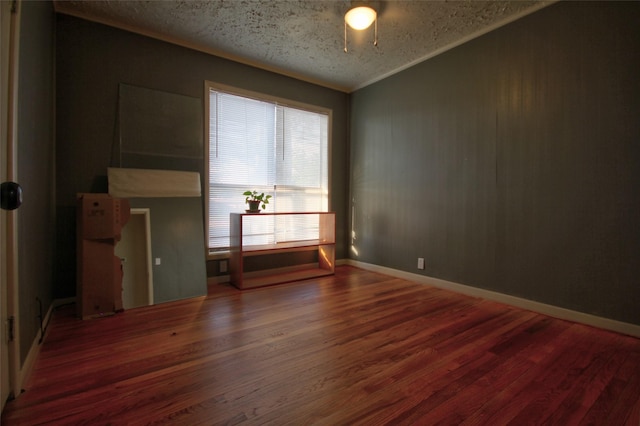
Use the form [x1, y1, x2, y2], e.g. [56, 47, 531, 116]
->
[204, 81, 333, 258]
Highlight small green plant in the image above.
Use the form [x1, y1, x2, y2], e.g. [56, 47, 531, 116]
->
[243, 190, 272, 211]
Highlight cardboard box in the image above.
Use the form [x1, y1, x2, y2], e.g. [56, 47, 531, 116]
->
[76, 194, 130, 319]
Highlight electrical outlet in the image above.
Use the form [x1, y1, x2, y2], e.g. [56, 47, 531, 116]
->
[155, 257, 161, 266]
[417, 257, 425, 270]
[220, 260, 227, 273]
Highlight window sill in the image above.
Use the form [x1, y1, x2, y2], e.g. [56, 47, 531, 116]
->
[207, 250, 230, 261]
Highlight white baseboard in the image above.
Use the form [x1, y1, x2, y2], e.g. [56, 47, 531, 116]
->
[346, 260, 640, 338]
[17, 297, 75, 394]
[208, 275, 230, 285]
[52, 297, 76, 310]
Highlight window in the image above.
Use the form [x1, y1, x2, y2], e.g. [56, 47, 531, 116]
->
[205, 82, 330, 252]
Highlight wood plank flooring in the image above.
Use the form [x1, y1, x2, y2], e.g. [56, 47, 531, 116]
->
[2, 265, 640, 425]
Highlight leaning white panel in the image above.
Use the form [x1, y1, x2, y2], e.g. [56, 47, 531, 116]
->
[107, 167, 201, 198]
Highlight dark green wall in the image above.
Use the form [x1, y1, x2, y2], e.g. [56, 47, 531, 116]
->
[17, 0, 56, 364]
[350, 1, 640, 325]
[55, 15, 350, 298]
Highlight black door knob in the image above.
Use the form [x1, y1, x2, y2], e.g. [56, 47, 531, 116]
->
[1, 181, 22, 210]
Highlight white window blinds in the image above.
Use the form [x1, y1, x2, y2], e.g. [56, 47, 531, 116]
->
[207, 85, 329, 251]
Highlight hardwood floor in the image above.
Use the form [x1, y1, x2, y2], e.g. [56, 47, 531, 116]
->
[3, 265, 639, 425]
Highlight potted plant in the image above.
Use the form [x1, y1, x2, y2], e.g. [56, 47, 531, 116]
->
[243, 190, 272, 213]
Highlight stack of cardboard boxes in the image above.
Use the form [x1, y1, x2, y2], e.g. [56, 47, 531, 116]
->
[76, 193, 130, 319]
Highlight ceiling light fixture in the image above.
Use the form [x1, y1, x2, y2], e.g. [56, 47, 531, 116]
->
[344, 5, 378, 53]
[345, 6, 376, 30]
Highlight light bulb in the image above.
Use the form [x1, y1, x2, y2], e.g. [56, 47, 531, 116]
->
[345, 6, 377, 30]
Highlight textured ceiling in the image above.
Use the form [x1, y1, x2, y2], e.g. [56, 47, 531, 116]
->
[54, 1, 553, 92]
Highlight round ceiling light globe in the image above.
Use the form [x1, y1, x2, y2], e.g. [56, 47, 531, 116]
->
[345, 6, 377, 30]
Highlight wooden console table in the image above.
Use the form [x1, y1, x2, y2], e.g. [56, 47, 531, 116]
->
[229, 212, 335, 289]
